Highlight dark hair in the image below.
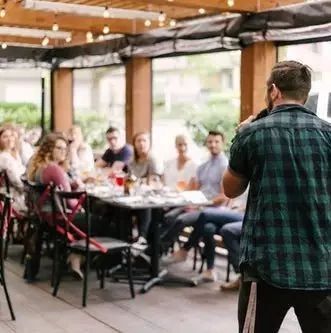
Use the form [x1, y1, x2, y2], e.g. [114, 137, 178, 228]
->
[267, 61, 312, 103]
[106, 126, 119, 135]
[207, 130, 225, 141]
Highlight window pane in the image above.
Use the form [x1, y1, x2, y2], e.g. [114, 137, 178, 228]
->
[152, 52, 241, 162]
[73, 66, 126, 150]
[278, 42, 331, 123]
[0, 68, 50, 143]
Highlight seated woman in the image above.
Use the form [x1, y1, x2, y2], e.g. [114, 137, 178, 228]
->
[128, 132, 163, 250]
[67, 125, 94, 178]
[163, 135, 197, 191]
[27, 133, 101, 279]
[0, 124, 26, 212]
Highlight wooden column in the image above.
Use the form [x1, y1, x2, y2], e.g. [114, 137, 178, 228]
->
[51, 68, 73, 132]
[240, 42, 277, 121]
[125, 58, 152, 143]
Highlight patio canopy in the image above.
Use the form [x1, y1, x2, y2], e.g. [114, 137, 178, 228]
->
[0, 0, 330, 68]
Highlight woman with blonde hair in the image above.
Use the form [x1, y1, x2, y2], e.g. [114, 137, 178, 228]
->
[163, 134, 197, 191]
[67, 125, 94, 177]
[0, 124, 26, 212]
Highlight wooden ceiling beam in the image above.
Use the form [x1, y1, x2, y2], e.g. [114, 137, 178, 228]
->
[0, 34, 57, 47]
[2, 2, 149, 35]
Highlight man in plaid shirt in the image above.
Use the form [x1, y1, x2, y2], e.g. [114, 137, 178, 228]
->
[223, 61, 331, 333]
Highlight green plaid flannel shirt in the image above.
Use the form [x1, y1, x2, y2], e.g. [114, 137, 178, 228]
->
[230, 104, 331, 290]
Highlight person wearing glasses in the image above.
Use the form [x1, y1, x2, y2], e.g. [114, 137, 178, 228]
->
[95, 126, 132, 172]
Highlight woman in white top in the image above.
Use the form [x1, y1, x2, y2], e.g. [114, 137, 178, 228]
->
[67, 125, 95, 177]
[164, 135, 197, 191]
[0, 125, 26, 212]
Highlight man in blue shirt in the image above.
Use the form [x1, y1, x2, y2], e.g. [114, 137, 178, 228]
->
[95, 126, 132, 171]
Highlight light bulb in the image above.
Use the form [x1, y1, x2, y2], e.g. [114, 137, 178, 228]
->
[227, 0, 234, 7]
[0, 8, 6, 18]
[41, 36, 49, 46]
[169, 19, 176, 27]
[158, 11, 166, 23]
[86, 31, 93, 42]
[103, 25, 110, 34]
[65, 36, 72, 43]
[144, 19, 151, 27]
[1, 43, 7, 49]
[103, 7, 110, 18]
[52, 23, 59, 31]
[198, 8, 206, 14]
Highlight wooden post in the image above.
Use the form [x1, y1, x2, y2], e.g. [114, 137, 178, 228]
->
[51, 68, 73, 132]
[240, 42, 277, 121]
[125, 58, 152, 143]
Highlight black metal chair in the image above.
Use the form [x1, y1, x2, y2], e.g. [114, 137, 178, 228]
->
[22, 180, 56, 283]
[0, 170, 28, 260]
[52, 190, 135, 307]
[0, 193, 16, 320]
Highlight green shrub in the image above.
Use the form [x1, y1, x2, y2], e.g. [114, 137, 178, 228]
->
[0, 102, 50, 129]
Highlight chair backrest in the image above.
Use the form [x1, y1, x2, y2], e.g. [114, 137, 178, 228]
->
[25, 180, 55, 225]
[54, 190, 107, 253]
[0, 193, 12, 242]
[0, 170, 10, 195]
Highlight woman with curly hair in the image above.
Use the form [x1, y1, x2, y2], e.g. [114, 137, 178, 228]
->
[27, 133, 86, 279]
[27, 133, 71, 192]
[0, 124, 26, 212]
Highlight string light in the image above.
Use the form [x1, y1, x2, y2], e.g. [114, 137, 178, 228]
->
[169, 19, 176, 27]
[158, 11, 166, 22]
[103, 25, 110, 34]
[0, 7, 6, 18]
[198, 8, 206, 14]
[227, 0, 235, 7]
[41, 36, 49, 46]
[52, 22, 59, 31]
[1, 42, 7, 49]
[86, 31, 93, 42]
[65, 35, 72, 43]
[103, 6, 110, 18]
[144, 19, 151, 27]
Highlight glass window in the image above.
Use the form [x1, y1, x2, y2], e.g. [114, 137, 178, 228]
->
[0, 68, 50, 143]
[152, 52, 241, 163]
[73, 66, 125, 151]
[278, 42, 331, 123]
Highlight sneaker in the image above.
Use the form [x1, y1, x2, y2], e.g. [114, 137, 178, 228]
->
[220, 276, 241, 291]
[132, 236, 148, 252]
[161, 249, 188, 265]
[201, 270, 218, 282]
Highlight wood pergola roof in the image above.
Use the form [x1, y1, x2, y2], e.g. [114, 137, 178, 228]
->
[0, 0, 305, 48]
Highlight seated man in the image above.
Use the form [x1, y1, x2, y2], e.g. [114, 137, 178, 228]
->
[95, 126, 132, 171]
[161, 130, 229, 251]
[219, 221, 242, 290]
[166, 192, 246, 282]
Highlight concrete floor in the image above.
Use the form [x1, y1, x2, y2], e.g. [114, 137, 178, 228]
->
[0, 246, 302, 333]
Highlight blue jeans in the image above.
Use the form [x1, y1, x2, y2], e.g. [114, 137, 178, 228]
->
[219, 221, 242, 273]
[184, 207, 244, 269]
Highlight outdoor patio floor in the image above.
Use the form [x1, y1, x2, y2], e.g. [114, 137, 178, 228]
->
[1, 246, 302, 333]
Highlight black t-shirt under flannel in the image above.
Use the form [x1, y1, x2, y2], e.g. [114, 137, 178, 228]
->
[230, 105, 331, 290]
